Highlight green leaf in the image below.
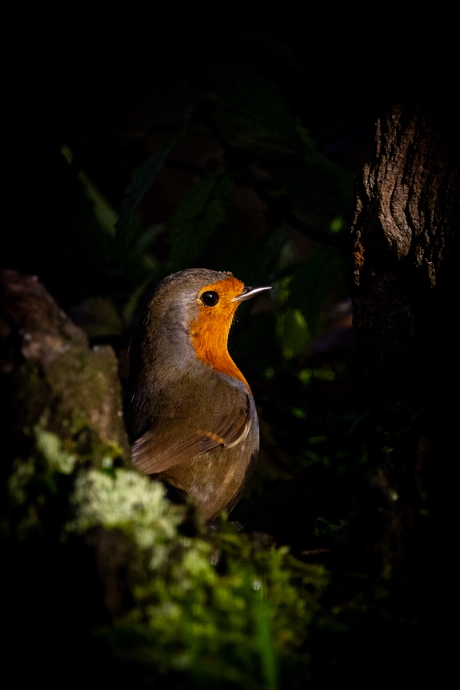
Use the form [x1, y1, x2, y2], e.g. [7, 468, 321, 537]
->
[218, 67, 297, 139]
[278, 308, 311, 360]
[248, 120, 353, 220]
[168, 170, 233, 268]
[255, 594, 278, 690]
[288, 245, 345, 336]
[116, 131, 183, 247]
[233, 225, 289, 286]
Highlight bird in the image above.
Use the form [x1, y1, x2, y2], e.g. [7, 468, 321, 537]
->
[125, 268, 271, 520]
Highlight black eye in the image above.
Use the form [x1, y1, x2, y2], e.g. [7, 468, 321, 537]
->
[201, 291, 219, 307]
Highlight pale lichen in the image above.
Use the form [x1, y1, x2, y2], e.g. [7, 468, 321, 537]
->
[67, 468, 184, 547]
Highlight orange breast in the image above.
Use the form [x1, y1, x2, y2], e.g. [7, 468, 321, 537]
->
[190, 276, 251, 393]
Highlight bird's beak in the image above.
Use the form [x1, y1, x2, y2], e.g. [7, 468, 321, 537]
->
[232, 285, 272, 302]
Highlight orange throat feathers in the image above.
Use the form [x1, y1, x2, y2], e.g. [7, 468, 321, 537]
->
[190, 276, 251, 393]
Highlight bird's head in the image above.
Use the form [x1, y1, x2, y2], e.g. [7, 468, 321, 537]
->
[134, 268, 271, 388]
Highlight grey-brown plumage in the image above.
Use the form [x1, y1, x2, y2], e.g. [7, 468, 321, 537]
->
[125, 269, 270, 519]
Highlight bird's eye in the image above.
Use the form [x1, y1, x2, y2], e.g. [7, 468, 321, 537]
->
[201, 291, 220, 307]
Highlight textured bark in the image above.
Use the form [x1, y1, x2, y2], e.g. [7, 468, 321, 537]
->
[351, 103, 458, 414]
[350, 104, 459, 592]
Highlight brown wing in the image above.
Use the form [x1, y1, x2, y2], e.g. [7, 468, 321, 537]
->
[131, 403, 251, 475]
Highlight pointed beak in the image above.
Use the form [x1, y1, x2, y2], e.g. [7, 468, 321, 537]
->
[232, 285, 272, 302]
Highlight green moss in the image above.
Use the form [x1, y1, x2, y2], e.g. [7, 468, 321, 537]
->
[4, 410, 328, 688]
[60, 463, 326, 687]
[35, 426, 77, 474]
[8, 343, 130, 472]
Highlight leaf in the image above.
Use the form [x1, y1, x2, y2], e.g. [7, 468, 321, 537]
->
[288, 245, 345, 336]
[251, 121, 353, 222]
[295, 121, 354, 215]
[254, 594, 278, 690]
[233, 225, 289, 286]
[214, 66, 297, 139]
[168, 170, 233, 269]
[279, 308, 311, 360]
[116, 131, 183, 247]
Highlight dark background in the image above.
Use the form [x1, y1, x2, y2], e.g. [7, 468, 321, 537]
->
[3, 18, 454, 689]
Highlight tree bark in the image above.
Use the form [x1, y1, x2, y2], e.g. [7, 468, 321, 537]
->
[351, 102, 458, 415]
[350, 102, 459, 628]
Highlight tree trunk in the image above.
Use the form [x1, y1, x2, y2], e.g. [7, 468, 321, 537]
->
[350, 103, 458, 668]
[351, 102, 458, 416]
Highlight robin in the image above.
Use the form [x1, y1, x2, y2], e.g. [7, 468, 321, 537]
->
[125, 268, 271, 520]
